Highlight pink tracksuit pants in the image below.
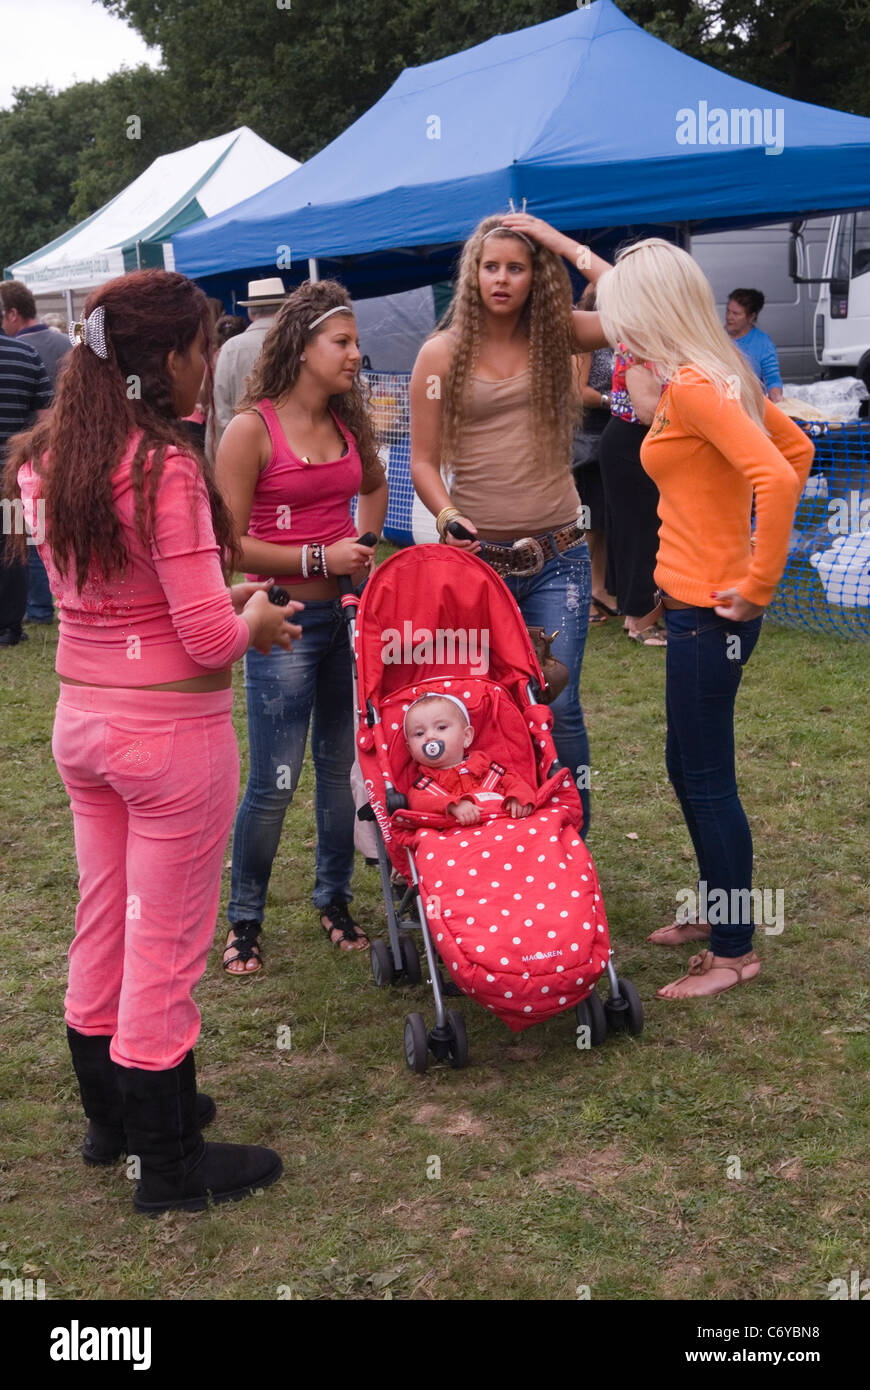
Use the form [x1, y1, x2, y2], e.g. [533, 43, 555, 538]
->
[52, 684, 239, 1070]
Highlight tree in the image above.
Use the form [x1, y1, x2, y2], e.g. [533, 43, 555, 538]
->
[0, 68, 189, 272]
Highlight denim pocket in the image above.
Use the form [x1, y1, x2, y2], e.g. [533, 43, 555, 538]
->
[104, 721, 177, 781]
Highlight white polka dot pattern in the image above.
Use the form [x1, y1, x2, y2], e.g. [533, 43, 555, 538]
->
[411, 802, 609, 1031]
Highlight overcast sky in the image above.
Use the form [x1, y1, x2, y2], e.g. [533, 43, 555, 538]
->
[1, 0, 160, 110]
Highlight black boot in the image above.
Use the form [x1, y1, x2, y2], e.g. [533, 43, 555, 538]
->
[66, 1027, 215, 1166]
[116, 1051, 282, 1215]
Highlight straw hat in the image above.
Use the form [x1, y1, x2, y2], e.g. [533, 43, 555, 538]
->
[237, 277, 289, 308]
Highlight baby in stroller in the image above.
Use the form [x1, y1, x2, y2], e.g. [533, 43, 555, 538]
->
[404, 693, 536, 824]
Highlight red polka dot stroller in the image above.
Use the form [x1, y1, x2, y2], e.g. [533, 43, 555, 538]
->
[346, 544, 643, 1071]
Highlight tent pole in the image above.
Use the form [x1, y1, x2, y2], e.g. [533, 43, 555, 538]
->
[64, 288, 74, 325]
[308, 257, 320, 283]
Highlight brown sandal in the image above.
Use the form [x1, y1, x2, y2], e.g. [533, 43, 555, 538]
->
[657, 948, 760, 999]
[647, 920, 710, 946]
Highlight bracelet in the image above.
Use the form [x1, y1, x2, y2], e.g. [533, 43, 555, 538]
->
[301, 544, 309, 579]
[436, 505, 462, 541]
[575, 243, 591, 273]
[321, 543, 329, 578]
[308, 543, 322, 577]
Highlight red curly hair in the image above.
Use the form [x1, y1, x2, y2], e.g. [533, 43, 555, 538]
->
[2, 269, 239, 589]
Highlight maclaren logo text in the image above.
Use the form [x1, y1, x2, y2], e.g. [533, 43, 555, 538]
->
[380, 621, 490, 676]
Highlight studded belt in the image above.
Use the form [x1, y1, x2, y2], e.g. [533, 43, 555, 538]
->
[478, 522, 586, 577]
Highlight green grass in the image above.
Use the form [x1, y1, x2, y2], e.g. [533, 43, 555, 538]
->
[1, 604, 867, 1301]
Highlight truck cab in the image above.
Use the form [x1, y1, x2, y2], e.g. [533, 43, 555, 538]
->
[793, 211, 870, 387]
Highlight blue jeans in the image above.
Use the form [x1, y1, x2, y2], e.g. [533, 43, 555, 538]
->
[664, 607, 763, 957]
[25, 545, 54, 621]
[228, 598, 356, 923]
[501, 540, 592, 835]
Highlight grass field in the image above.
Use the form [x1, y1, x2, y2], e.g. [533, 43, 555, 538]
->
[1, 604, 867, 1301]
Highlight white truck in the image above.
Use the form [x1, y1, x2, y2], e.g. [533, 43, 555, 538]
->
[791, 211, 870, 388]
[692, 212, 870, 389]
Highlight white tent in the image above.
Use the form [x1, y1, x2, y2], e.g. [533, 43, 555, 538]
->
[6, 127, 298, 310]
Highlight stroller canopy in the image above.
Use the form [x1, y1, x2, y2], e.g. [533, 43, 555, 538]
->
[354, 546, 544, 710]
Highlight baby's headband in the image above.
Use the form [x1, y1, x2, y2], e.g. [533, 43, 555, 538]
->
[307, 304, 354, 332]
[404, 692, 470, 734]
[68, 305, 108, 359]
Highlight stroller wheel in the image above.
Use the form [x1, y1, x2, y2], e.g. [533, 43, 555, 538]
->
[404, 1013, 429, 1073]
[445, 1011, 469, 1069]
[399, 933, 422, 985]
[371, 939, 396, 988]
[604, 977, 644, 1036]
[575, 989, 607, 1048]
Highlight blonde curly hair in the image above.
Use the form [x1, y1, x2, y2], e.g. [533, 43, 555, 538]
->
[237, 279, 382, 479]
[436, 215, 579, 470]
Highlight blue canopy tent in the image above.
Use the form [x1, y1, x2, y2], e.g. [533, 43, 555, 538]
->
[174, 0, 870, 301]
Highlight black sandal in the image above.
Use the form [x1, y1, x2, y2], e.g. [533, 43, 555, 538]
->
[591, 595, 620, 618]
[320, 900, 370, 951]
[223, 921, 263, 976]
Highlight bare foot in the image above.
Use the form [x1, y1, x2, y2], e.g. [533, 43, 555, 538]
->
[647, 921, 710, 947]
[657, 950, 760, 999]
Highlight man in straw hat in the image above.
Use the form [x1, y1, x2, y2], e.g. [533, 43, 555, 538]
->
[211, 277, 288, 453]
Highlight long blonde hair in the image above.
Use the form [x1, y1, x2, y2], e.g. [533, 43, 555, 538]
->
[436, 215, 578, 469]
[595, 238, 766, 428]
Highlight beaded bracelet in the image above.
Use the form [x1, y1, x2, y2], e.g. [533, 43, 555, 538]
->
[321, 543, 329, 578]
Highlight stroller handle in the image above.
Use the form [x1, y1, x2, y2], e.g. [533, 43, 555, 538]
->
[337, 533, 378, 598]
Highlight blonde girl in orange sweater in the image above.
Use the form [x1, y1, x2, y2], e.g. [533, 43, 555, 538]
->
[596, 240, 814, 1000]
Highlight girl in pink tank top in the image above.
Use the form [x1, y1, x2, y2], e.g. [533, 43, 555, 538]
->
[216, 281, 387, 970]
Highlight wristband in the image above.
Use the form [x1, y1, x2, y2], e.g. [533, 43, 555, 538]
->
[301, 545, 309, 579]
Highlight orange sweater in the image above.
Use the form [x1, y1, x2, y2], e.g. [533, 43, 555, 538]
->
[640, 368, 814, 608]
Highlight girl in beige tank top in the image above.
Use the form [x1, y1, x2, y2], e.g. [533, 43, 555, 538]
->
[409, 211, 612, 835]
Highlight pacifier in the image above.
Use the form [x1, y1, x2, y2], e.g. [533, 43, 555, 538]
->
[423, 739, 445, 760]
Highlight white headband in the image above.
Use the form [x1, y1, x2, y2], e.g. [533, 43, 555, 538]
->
[68, 305, 108, 359]
[482, 226, 535, 252]
[307, 305, 354, 332]
[404, 692, 470, 735]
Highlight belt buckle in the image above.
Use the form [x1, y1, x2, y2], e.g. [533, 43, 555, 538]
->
[511, 537, 545, 576]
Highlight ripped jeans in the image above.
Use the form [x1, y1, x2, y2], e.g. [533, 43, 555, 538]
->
[501, 540, 592, 835]
[228, 597, 356, 923]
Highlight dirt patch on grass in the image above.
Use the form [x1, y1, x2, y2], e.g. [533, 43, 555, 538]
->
[533, 1145, 627, 1191]
[411, 1105, 485, 1136]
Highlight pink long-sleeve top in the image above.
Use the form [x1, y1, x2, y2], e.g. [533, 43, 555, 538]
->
[17, 434, 251, 686]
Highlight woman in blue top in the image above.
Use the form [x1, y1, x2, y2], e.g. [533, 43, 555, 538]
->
[725, 288, 783, 403]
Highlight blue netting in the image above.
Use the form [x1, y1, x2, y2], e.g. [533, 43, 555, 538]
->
[359, 374, 870, 640]
[359, 371, 436, 547]
[770, 421, 870, 640]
